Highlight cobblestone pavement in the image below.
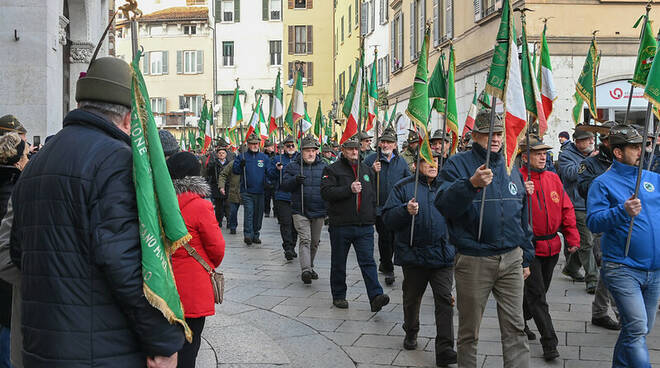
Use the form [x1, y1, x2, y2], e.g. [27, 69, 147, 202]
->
[195, 208, 660, 368]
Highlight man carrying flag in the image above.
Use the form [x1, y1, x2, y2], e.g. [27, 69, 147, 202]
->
[10, 56, 185, 367]
[340, 56, 363, 144]
[435, 1, 533, 365]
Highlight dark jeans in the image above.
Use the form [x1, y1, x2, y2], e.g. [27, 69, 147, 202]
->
[375, 216, 395, 273]
[0, 326, 9, 368]
[402, 266, 455, 354]
[241, 193, 264, 240]
[177, 317, 205, 368]
[264, 187, 274, 215]
[228, 202, 240, 231]
[329, 225, 383, 302]
[564, 210, 598, 285]
[523, 254, 559, 349]
[276, 200, 297, 252]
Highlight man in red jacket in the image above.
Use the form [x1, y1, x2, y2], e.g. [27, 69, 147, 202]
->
[519, 137, 580, 361]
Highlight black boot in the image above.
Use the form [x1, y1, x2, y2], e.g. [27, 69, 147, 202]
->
[436, 349, 457, 367]
[403, 333, 417, 350]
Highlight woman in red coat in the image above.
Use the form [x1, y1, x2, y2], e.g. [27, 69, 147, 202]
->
[519, 137, 580, 361]
[167, 152, 225, 368]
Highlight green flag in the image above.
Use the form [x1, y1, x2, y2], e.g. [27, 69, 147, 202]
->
[644, 29, 660, 110]
[632, 15, 657, 88]
[284, 96, 294, 133]
[575, 38, 601, 121]
[388, 101, 398, 129]
[405, 27, 434, 167]
[198, 101, 209, 132]
[446, 45, 459, 154]
[188, 129, 196, 150]
[129, 51, 192, 342]
[314, 100, 323, 138]
[429, 52, 447, 113]
[478, 88, 491, 110]
[572, 92, 584, 125]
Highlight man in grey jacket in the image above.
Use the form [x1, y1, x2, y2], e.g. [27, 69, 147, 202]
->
[557, 127, 598, 293]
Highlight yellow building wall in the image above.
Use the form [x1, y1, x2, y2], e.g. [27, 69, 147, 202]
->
[282, 0, 335, 122]
[334, 0, 361, 110]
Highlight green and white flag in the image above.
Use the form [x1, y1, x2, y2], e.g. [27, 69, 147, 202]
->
[405, 27, 435, 167]
[314, 100, 323, 139]
[575, 38, 601, 122]
[428, 52, 447, 114]
[446, 45, 459, 154]
[130, 51, 192, 342]
[632, 14, 657, 88]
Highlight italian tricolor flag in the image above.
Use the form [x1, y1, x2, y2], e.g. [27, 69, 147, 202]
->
[538, 23, 557, 126]
[245, 95, 262, 140]
[229, 88, 243, 131]
[484, 0, 527, 173]
[445, 46, 459, 154]
[521, 15, 547, 137]
[199, 102, 212, 154]
[367, 53, 378, 132]
[270, 71, 283, 135]
[463, 86, 478, 139]
[340, 57, 363, 144]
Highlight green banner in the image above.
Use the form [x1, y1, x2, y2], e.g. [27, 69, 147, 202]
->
[130, 51, 192, 342]
[485, 0, 513, 100]
[632, 15, 657, 88]
[575, 39, 601, 121]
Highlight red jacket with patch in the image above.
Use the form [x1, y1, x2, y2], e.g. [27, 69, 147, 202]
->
[520, 166, 580, 257]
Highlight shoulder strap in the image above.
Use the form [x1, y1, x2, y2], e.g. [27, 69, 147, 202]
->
[182, 242, 213, 274]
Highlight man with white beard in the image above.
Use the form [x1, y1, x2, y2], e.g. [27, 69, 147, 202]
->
[364, 126, 411, 285]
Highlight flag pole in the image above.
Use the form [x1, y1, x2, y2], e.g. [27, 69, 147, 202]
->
[355, 40, 364, 212]
[439, 51, 449, 169]
[374, 48, 382, 207]
[477, 96, 498, 242]
[624, 4, 652, 125]
[625, 101, 653, 256]
[647, 114, 659, 170]
[409, 111, 433, 246]
[236, 78, 248, 191]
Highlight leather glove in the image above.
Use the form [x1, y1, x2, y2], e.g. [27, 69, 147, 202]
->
[240, 159, 246, 169]
[296, 175, 306, 184]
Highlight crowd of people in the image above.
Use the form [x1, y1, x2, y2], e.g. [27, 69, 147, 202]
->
[1, 56, 660, 368]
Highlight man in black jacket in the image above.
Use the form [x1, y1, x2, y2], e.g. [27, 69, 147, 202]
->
[321, 136, 389, 312]
[10, 57, 184, 368]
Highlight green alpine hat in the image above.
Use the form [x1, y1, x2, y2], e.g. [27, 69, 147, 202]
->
[342, 136, 360, 148]
[407, 129, 419, 144]
[246, 133, 261, 144]
[0, 115, 27, 135]
[359, 131, 373, 140]
[573, 125, 595, 140]
[609, 124, 644, 146]
[473, 109, 504, 133]
[76, 57, 132, 108]
[264, 139, 274, 147]
[430, 129, 451, 142]
[301, 134, 320, 149]
[282, 134, 295, 144]
[519, 136, 552, 151]
[380, 126, 397, 142]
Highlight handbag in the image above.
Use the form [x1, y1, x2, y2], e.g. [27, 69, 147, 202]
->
[182, 242, 224, 304]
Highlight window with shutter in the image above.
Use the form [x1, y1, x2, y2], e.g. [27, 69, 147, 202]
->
[179, 96, 186, 109]
[162, 51, 169, 74]
[196, 50, 203, 73]
[409, 1, 415, 60]
[433, 0, 439, 47]
[384, 55, 389, 82]
[341, 17, 345, 42]
[445, 0, 453, 39]
[288, 0, 293, 9]
[370, 0, 375, 33]
[234, 0, 240, 21]
[307, 0, 312, 9]
[473, 0, 481, 22]
[354, 0, 358, 28]
[221, 0, 234, 22]
[391, 17, 396, 72]
[418, 0, 425, 56]
[294, 25, 307, 54]
[306, 26, 313, 54]
[349, 5, 352, 34]
[360, 2, 368, 35]
[398, 13, 404, 67]
[221, 95, 233, 125]
[150, 51, 163, 75]
[380, 0, 384, 24]
[294, 0, 306, 9]
[269, 40, 281, 65]
[223, 42, 234, 66]
[288, 26, 294, 54]
[176, 50, 182, 74]
[143, 51, 150, 75]
[270, 0, 281, 20]
[307, 63, 313, 85]
[262, 0, 268, 20]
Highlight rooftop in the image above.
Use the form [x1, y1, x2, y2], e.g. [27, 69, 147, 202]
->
[119, 6, 208, 23]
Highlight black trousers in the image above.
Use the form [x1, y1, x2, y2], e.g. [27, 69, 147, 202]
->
[523, 254, 559, 349]
[402, 266, 454, 354]
[276, 200, 297, 252]
[177, 317, 206, 368]
[375, 216, 395, 273]
[213, 197, 227, 226]
[264, 187, 274, 215]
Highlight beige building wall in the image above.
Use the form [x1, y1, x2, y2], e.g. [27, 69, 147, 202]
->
[116, 8, 214, 141]
[388, 0, 652, 151]
[282, 0, 335, 123]
[334, 0, 362, 109]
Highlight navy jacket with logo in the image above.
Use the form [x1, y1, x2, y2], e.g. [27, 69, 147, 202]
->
[435, 143, 534, 267]
[233, 150, 276, 194]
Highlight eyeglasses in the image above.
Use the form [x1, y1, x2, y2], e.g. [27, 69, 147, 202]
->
[285, 144, 295, 148]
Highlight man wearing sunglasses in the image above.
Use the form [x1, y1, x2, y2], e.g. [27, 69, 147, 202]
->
[272, 135, 299, 260]
[587, 124, 660, 368]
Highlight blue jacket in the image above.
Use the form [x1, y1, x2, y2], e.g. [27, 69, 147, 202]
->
[435, 143, 534, 267]
[557, 142, 589, 210]
[383, 174, 455, 268]
[232, 150, 275, 194]
[271, 152, 298, 201]
[281, 155, 327, 218]
[587, 160, 660, 271]
[364, 149, 411, 215]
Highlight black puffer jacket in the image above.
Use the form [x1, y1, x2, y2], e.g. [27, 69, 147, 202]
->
[0, 165, 19, 329]
[10, 109, 184, 368]
[281, 155, 327, 218]
[320, 156, 377, 226]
